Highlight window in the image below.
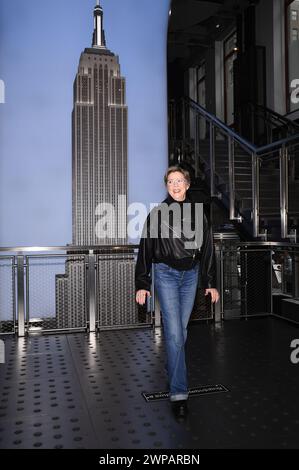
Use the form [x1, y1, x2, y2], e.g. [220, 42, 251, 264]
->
[291, 9, 298, 20]
[224, 31, 237, 126]
[187, 64, 206, 142]
[197, 63, 206, 139]
[197, 62, 206, 108]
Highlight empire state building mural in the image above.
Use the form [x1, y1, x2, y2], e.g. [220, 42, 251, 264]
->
[72, 1, 128, 245]
[55, 2, 138, 329]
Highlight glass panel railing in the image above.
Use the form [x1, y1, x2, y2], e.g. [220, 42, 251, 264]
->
[0, 246, 154, 336]
[222, 248, 242, 319]
[258, 150, 281, 239]
[96, 251, 152, 329]
[0, 256, 15, 334]
[26, 254, 87, 332]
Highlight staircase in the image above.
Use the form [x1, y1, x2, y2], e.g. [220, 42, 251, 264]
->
[169, 98, 299, 241]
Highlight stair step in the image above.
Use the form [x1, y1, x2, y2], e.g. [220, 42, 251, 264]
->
[259, 181, 280, 185]
[218, 159, 252, 164]
[215, 156, 251, 161]
[260, 195, 280, 199]
[235, 185, 252, 190]
[241, 200, 253, 209]
[260, 189, 280, 194]
[202, 144, 249, 151]
[260, 202, 280, 207]
[216, 165, 252, 172]
[235, 184, 252, 190]
[235, 175, 252, 182]
[259, 175, 280, 180]
[216, 158, 251, 163]
[216, 159, 251, 164]
[199, 141, 249, 151]
[200, 150, 251, 158]
[259, 212, 280, 216]
[258, 211, 299, 217]
[260, 205, 280, 210]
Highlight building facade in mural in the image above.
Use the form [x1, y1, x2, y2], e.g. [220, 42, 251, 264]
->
[55, 2, 137, 329]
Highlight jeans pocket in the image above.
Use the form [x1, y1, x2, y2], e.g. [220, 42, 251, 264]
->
[156, 262, 171, 272]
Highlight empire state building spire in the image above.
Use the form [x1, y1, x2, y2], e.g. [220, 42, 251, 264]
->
[92, 1, 106, 48]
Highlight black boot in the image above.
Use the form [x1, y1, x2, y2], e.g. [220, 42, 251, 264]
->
[171, 400, 188, 421]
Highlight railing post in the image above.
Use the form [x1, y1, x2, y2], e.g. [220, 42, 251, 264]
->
[209, 122, 216, 197]
[252, 152, 259, 238]
[17, 255, 25, 337]
[88, 251, 96, 332]
[228, 136, 236, 220]
[195, 112, 199, 178]
[214, 244, 222, 322]
[293, 253, 299, 299]
[280, 145, 289, 239]
[25, 255, 30, 331]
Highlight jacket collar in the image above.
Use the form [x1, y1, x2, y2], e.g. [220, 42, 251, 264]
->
[163, 193, 192, 205]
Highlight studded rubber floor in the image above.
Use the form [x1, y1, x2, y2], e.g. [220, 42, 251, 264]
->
[0, 317, 299, 449]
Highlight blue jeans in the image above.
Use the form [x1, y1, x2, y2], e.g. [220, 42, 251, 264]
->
[154, 262, 199, 402]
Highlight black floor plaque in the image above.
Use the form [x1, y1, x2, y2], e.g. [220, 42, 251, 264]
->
[142, 384, 229, 402]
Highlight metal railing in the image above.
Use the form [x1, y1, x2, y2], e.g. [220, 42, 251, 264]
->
[246, 102, 299, 146]
[0, 244, 214, 337]
[169, 97, 299, 241]
[233, 101, 299, 146]
[0, 245, 153, 336]
[1, 240, 298, 335]
[214, 240, 299, 324]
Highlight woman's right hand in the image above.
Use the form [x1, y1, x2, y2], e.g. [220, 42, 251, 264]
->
[135, 289, 151, 305]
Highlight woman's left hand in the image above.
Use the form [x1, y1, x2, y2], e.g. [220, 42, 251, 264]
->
[205, 288, 220, 303]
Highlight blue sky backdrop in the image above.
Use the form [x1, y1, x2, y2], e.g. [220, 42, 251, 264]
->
[0, 0, 170, 246]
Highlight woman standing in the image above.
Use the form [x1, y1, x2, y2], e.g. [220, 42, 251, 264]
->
[135, 166, 219, 420]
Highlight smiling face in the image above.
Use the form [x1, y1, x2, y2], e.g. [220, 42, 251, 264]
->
[166, 171, 190, 201]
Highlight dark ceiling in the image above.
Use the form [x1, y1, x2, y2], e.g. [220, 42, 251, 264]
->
[168, 0, 254, 68]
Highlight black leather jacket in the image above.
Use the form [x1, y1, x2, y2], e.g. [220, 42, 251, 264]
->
[135, 194, 216, 291]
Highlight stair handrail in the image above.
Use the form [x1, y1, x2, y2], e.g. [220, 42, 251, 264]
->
[245, 102, 299, 146]
[248, 102, 299, 132]
[256, 133, 299, 155]
[186, 97, 299, 156]
[185, 97, 257, 154]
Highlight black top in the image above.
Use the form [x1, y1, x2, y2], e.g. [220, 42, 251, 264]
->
[135, 194, 216, 291]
